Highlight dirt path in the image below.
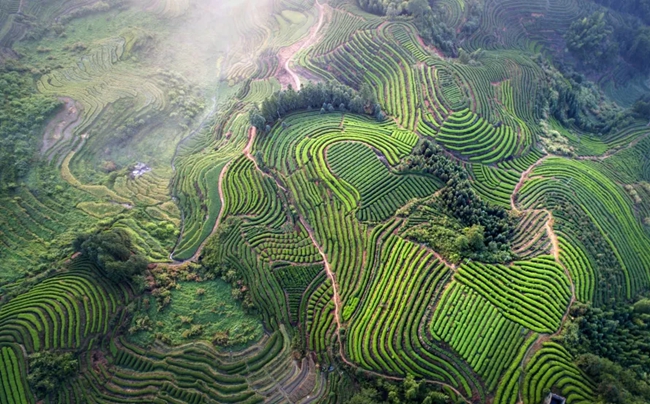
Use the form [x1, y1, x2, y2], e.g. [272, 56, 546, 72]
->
[244, 127, 288, 191]
[299, 216, 342, 331]
[510, 155, 548, 213]
[575, 132, 650, 162]
[297, 214, 473, 403]
[277, 0, 326, 89]
[545, 215, 560, 261]
[41, 97, 83, 159]
[510, 154, 578, 386]
[239, 129, 473, 402]
[188, 160, 231, 262]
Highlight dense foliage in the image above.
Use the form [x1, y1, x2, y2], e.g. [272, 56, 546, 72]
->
[73, 228, 148, 283]
[200, 218, 255, 312]
[357, 0, 463, 55]
[347, 375, 452, 404]
[561, 298, 650, 403]
[535, 56, 628, 134]
[251, 81, 380, 132]
[27, 351, 78, 399]
[564, 13, 618, 70]
[405, 0, 459, 56]
[594, 0, 650, 24]
[563, 3, 650, 73]
[631, 94, 650, 119]
[399, 141, 514, 262]
[564, 299, 650, 377]
[0, 70, 60, 185]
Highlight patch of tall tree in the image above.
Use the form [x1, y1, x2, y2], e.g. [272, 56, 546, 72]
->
[356, 0, 483, 57]
[564, 12, 619, 70]
[0, 69, 60, 187]
[564, 7, 650, 73]
[27, 351, 78, 400]
[73, 228, 148, 284]
[535, 56, 630, 134]
[347, 374, 453, 404]
[561, 297, 650, 403]
[399, 141, 514, 261]
[250, 81, 381, 133]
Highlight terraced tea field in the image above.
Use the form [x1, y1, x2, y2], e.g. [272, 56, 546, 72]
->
[2, 0, 650, 402]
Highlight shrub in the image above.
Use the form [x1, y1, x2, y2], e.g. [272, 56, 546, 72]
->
[73, 228, 148, 283]
[27, 351, 78, 399]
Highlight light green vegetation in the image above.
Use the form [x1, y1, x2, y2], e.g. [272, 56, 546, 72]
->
[131, 280, 264, 347]
[3, 0, 650, 402]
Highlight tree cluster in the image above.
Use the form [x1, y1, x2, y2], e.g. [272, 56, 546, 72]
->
[399, 141, 514, 253]
[356, 0, 482, 57]
[535, 56, 630, 134]
[0, 70, 61, 186]
[594, 0, 650, 24]
[347, 374, 452, 404]
[631, 93, 650, 120]
[73, 228, 148, 284]
[577, 354, 650, 404]
[27, 351, 78, 399]
[250, 81, 381, 133]
[356, 0, 398, 15]
[564, 12, 619, 70]
[560, 297, 650, 403]
[200, 218, 255, 312]
[563, 6, 650, 73]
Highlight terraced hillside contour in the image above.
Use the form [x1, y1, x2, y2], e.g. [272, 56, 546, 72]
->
[2, 0, 650, 403]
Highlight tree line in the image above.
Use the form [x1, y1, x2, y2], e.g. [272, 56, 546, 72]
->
[564, 10, 650, 73]
[399, 141, 514, 263]
[0, 68, 61, 187]
[250, 81, 382, 133]
[356, 0, 482, 57]
[561, 297, 650, 404]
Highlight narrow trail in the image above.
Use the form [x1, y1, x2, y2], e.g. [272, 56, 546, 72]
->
[299, 217, 342, 332]
[575, 132, 650, 162]
[189, 160, 230, 262]
[280, 0, 326, 89]
[167, 0, 327, 263]
[510, 154, 577, 386]
[242, 134, 474, 403]
[296, 217, 474, 403]
[545, 215, 560, 262]
[510, 155, 548, 213]
[244, 127, 288, 192]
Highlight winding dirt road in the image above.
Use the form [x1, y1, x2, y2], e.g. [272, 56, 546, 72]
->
[189, 160, 231, 262]
[509, 154, 577, 382]
[278, 0, 326, 89]
[241, 129, 473, 403]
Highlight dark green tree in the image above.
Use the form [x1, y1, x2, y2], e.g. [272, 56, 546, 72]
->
[73, 228, 148, 283]
[0, 70, 60, 185]
[27, 351, 78, 399]
[249, 108, 266, 132]
[565, 12, 618, 69]
[628, 26, 650, 71]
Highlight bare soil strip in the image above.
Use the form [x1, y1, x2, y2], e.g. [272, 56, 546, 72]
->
[277, 0, 326, 89]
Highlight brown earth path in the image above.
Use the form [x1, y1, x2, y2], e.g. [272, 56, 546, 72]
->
[574, 131, 650, 162]
[278, 0, 326, 89]
[188, 159, 231, 262]
[41, 97, 83, 159]
[240, 130, 475, 403]
[166, 0, 329, 263]
[509, 154, 578, 401]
